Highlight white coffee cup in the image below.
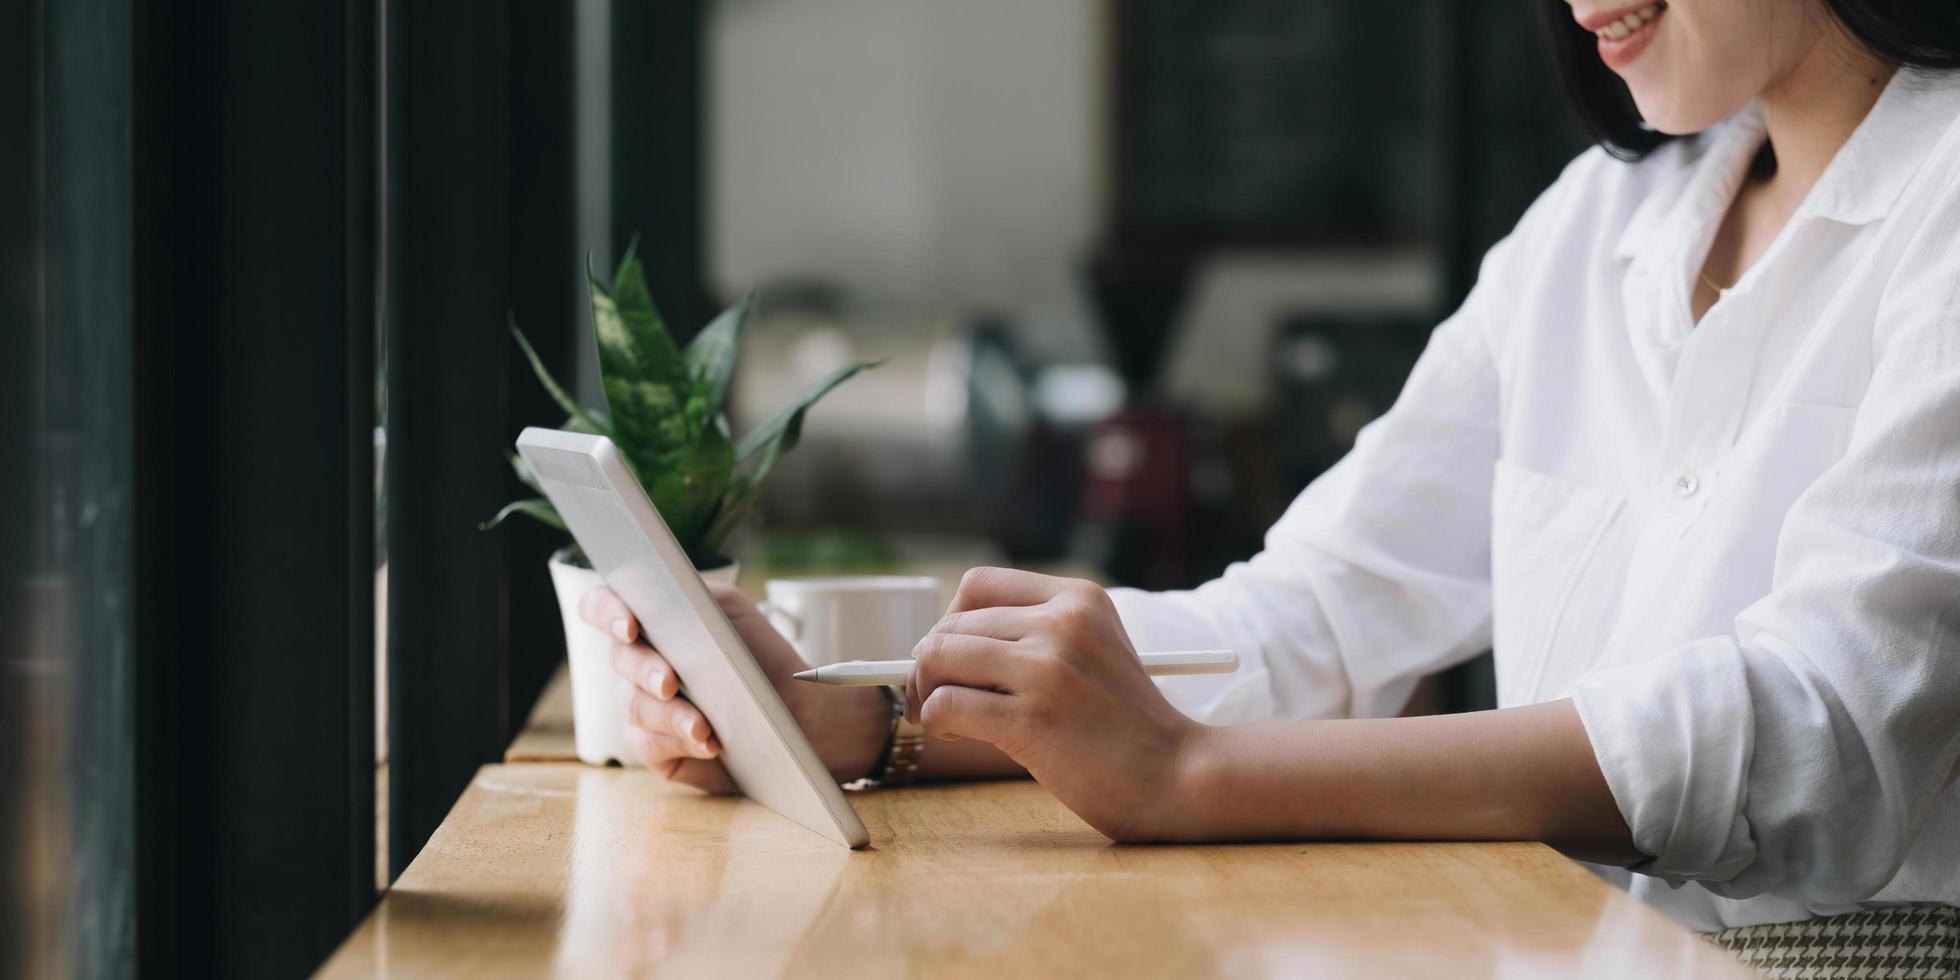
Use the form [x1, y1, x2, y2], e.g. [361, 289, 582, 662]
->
[760, 576, 944, 668]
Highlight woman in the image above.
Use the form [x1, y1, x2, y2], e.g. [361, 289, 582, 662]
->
[586, 0, 1960, 952]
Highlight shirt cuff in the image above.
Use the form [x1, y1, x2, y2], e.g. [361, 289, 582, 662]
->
[1568, 636, 1760, 885]
[1107, 586, 1279, 725]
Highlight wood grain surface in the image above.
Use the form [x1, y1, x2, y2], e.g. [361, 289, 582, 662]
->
[319, 764, 1752, 979]
[501, 661, 580, 763]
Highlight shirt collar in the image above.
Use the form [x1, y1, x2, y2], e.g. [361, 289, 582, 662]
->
[1614, 70, 1960, 265]
[1797, 70, 1960, 225]
[1613, 105, 1765, 264]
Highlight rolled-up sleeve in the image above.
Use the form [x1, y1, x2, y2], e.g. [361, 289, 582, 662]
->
[1110, 155, 1626, 727]
[1570, 223, 1960, 901]
[1115, 238, 1521, 726]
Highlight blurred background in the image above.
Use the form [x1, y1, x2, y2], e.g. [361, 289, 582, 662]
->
[3, 0, 1584, 975]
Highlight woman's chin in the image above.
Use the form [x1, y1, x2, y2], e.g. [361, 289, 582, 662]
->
[1625, 90, 1736, 137]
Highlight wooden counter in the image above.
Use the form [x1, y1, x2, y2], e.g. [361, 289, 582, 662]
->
[318, 763, 1751, 978]
[332, 554, 1753, 977]
[502, 665, 578, 763]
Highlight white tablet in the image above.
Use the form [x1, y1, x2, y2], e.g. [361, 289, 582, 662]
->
[516, 427, 870, 848]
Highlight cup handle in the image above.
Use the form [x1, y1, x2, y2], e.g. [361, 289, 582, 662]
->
[757, 601, 802, 642]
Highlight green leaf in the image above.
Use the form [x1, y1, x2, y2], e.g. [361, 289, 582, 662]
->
[734, 360, 879, 462]
[613, 232, 643, 287]
[585, 247, 742, 558]
[700, 359, 879, 556]
[507, 452, 542, 495]
[701, 472, 762, 560]
[646, 416, 737, 566]
[481, 498, 566, 532]
[685, 289, 754, 420]
[590, 250, 688, 389]
[587, 254, 692, 467]
[561, 410, 612, 437]
[510, 318, 607, 435]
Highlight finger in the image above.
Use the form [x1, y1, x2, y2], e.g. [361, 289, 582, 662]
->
[918, 686, 1022, 745]
[626, 724, 722, 762]
[906, 632, 1041, 723]
[578, 585, 639, 643]
[625, 726, 734, 793]
[625, 688, 714, 745]
[929, 604, 1045, 642]
[610, 642, 678, 700]
[947, 566, 1078, 613]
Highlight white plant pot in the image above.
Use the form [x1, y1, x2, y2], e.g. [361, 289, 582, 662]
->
[547, 549, 739, 767]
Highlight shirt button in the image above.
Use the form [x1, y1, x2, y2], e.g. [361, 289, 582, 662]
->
[1674, 474, 1700, 498]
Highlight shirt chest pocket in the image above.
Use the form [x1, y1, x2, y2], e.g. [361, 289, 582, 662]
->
[1489, 460, 1625, 707]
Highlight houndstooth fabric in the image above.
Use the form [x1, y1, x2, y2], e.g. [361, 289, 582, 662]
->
[1706, 905, 1960, 979]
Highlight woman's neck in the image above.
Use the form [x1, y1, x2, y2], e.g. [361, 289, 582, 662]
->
[1755, 25, 1895, 202]
[1688, 25, 1895, 324]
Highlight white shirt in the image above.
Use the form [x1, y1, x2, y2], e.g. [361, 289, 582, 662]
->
[1120, 71, 1960, 932]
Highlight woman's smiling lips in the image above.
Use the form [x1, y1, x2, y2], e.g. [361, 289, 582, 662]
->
[1579, 0, 1667, 71]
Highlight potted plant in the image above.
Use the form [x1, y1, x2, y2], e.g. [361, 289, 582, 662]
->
[487, 241, 874, 765]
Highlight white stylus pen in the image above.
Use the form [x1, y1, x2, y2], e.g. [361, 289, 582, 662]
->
[791, 649, 1238, 687]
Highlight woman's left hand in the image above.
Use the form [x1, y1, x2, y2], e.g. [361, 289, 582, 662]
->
[904, 567, 1208, 842]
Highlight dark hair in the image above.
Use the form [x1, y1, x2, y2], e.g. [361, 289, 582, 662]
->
[1537, 0, 1960, 160]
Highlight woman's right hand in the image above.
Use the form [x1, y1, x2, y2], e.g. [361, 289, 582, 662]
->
[578, 583, 890, 793]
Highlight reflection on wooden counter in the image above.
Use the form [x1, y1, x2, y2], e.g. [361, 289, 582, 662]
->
[318, 764, 1752, 978]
